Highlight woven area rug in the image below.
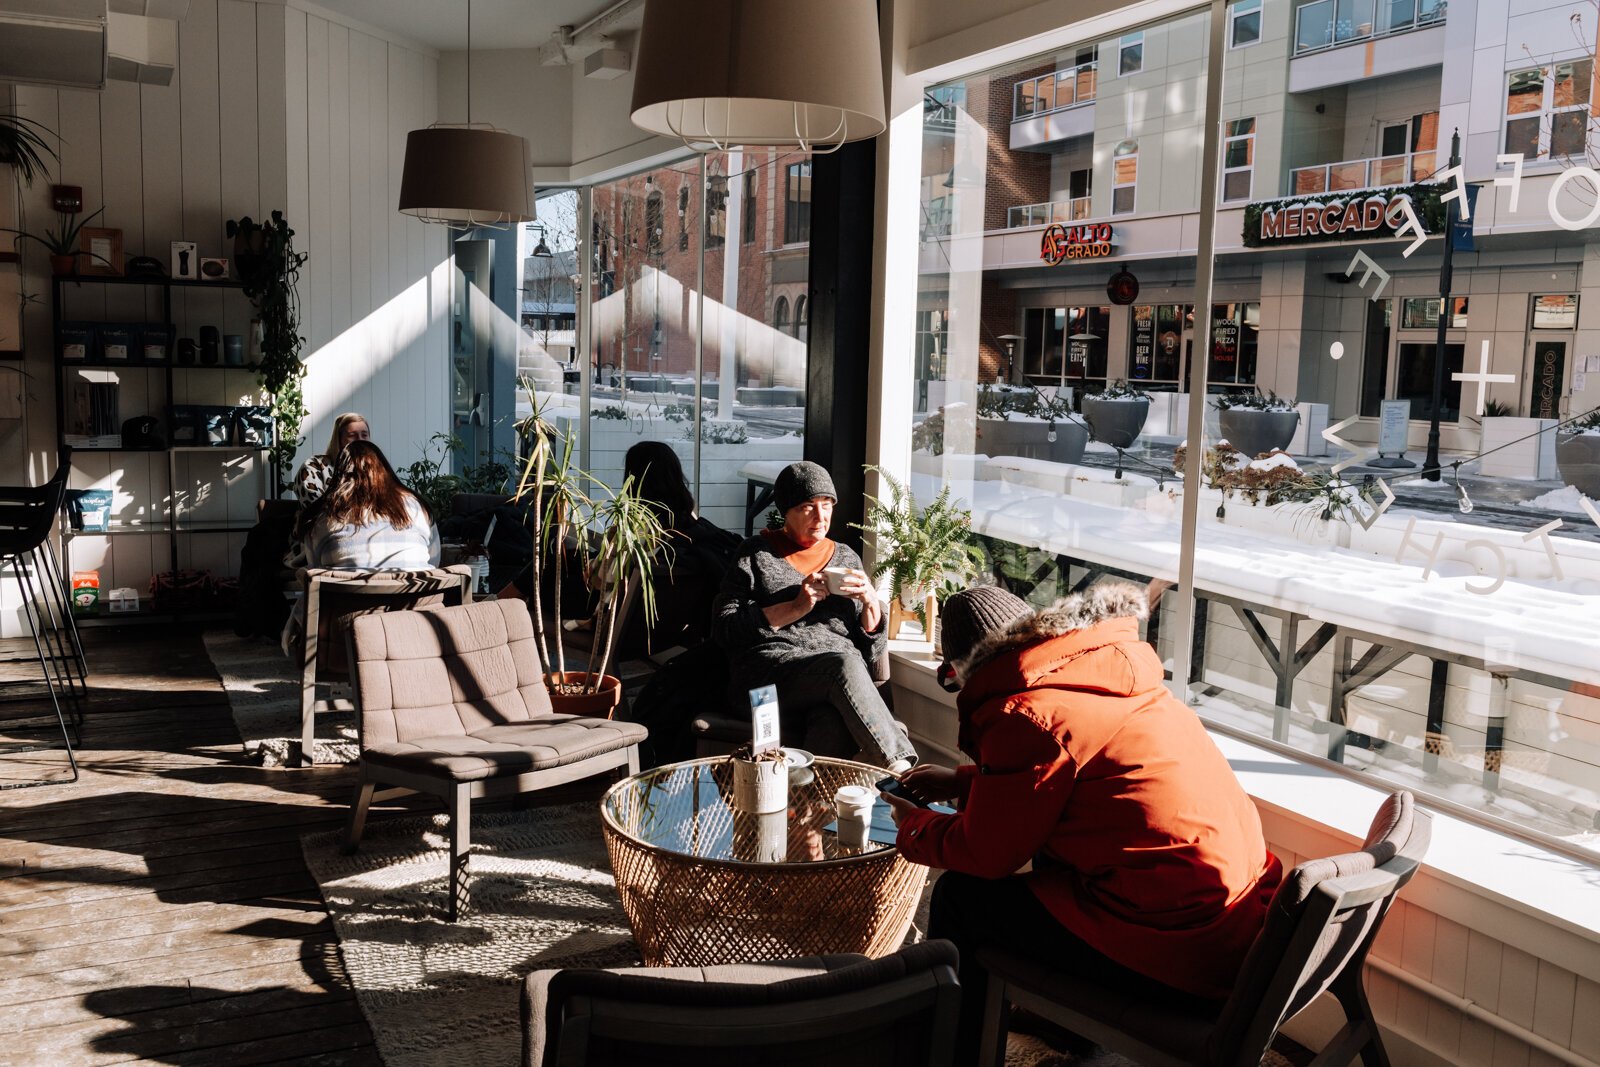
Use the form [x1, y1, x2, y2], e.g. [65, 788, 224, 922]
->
[203, 630, 358, 766]
[301, 803, 1296, 1067]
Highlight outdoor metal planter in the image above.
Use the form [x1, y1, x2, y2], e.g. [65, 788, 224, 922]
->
[1048, 420, 1089, 464]
[1219, 408, 1300, 459]
[1081, 397, 1149, 449]
[1556, 432, 1600, 498]
[977, 417, 1088, 464]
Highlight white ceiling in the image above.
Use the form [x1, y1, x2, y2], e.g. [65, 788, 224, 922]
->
[310, 0, 639, 51]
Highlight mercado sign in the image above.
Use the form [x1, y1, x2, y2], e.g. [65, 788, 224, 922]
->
[1242, 182, 1445, 249]
[1041, 222, 1115, 265]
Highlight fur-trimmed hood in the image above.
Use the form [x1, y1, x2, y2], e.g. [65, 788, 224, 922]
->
[950, 581, 1149, 686]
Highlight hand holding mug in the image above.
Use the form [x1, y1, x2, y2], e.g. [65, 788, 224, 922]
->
[792, 572, 828, 615]
[825, 566, 875, 603]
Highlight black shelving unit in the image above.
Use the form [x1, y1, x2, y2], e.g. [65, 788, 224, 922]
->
[51, 272, 276, 625]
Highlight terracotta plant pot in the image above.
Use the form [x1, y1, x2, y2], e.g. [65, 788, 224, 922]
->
[546, 671, 623, 718]
[1218, 408, 1300, 459]
[49, 253, 76, 276]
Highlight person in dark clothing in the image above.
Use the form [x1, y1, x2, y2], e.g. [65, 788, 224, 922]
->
[711, 461, 916, 770]
[499, 441, 736, 655]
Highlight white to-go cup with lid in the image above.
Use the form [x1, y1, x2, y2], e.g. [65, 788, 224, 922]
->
[834, 783, 874, 824]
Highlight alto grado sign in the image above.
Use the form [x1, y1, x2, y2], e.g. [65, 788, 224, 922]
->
[1041, 222, 1115, 265]
[1241, 182, 1445, 249]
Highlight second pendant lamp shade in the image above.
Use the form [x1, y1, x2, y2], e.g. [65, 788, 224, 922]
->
[630, 0, 886, 152]
[397, 125, 534, 226]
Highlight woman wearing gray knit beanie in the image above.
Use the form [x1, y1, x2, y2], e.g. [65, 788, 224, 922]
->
[710, 461, 917, 770]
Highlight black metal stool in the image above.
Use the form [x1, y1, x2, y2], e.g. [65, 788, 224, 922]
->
[0, 450, 88, 730]
[0, 470, 81, 787]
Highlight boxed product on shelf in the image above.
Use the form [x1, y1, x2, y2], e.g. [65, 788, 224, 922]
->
[98, 325, 134, 361]
[66, 380, 120, 438]
[167, 404, 203, 445]
[203, 405, 232, 445]
[59, 322, 96, 361]
[71, 570, 101, 615]
[139, 324, 174, 362]
[107, 587, 141, 613]
[66, 488, 114, 531]
[232, 405, 274, 448]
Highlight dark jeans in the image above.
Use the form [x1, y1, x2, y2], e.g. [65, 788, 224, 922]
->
[764, 650, 911, 766]
[930, 871, 1190, 1063]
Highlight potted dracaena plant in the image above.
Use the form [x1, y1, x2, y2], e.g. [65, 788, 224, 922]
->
[853, 465, 984, 645]
[515, 387, 669, 716]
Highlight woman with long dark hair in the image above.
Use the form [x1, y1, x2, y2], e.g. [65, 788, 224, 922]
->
[297, 440, 439, 570]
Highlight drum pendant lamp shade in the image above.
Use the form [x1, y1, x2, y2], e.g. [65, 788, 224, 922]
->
[397, 125, 533, 226]
[630, 0, 886, 152]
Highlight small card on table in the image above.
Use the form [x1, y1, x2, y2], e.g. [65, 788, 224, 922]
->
[747, 685, 781, 755]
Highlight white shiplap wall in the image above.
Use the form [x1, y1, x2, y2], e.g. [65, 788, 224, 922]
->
[2, 0, 446, 631]
[284, 3, 448, 485]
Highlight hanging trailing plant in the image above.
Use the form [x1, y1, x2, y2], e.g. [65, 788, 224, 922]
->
[230, 211, 307, 487]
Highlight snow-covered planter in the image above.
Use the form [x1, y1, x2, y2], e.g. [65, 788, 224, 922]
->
[975, 416, 1087, 464]
[1557, 417, 1600, 497]
[1082, 381, 1150, 449]
[1215, 391, 1300, 459]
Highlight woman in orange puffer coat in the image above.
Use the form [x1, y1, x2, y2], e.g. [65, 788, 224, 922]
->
[884, 583, 1282, 1059]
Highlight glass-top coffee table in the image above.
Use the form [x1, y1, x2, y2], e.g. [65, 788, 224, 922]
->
[599, 755, 928, 967]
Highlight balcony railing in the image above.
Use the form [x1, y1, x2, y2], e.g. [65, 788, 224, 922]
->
[1292, 0, 1445, 55]
[1007, 196, 1093, 228]
[1012, 62, 1098, 122]
[1288, 149, 1438, 195]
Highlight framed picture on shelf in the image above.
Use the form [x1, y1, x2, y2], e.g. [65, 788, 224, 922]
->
[171, 241, 198, 280]
[199, 257, 230, 281]
[79, 227, 123, 276]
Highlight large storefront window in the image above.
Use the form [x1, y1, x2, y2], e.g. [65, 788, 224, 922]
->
[525, 153, 807, 534]
[907, 0, 1600, 859]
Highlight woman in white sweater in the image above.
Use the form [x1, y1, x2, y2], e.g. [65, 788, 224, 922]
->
[296, 440, 439, 570]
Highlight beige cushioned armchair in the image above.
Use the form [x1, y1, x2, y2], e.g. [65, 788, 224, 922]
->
[342, 598, 647, 921]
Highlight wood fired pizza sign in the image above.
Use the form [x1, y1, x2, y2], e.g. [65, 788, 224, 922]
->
[1041, 223, 1115, 265]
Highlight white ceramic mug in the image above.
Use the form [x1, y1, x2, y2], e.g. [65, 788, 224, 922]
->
[822, 566, 852, 595]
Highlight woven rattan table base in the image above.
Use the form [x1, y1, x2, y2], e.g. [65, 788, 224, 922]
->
[602, 758, 929, 966]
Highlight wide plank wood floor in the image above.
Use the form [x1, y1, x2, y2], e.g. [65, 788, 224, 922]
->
[0, 623, 527, 1067]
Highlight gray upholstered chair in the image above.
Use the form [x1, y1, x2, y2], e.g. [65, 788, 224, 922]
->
[522, 939, 961, 1067]
[341, 598, 647, 921]
[977, 790, 1431, 1067]
[296, 564, 475, 767]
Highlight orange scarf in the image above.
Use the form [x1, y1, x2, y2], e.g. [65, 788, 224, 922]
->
[761, 529, 836, 576]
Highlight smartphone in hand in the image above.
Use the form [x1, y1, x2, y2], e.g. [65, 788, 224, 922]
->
[876, 775, 930, 808]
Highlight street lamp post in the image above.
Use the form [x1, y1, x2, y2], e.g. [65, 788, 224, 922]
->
[1423, 128, 1461, 482]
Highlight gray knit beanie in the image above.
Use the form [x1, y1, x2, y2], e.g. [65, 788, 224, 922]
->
[773, 461, 837, 514]
[940, 586, 1033, 676]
